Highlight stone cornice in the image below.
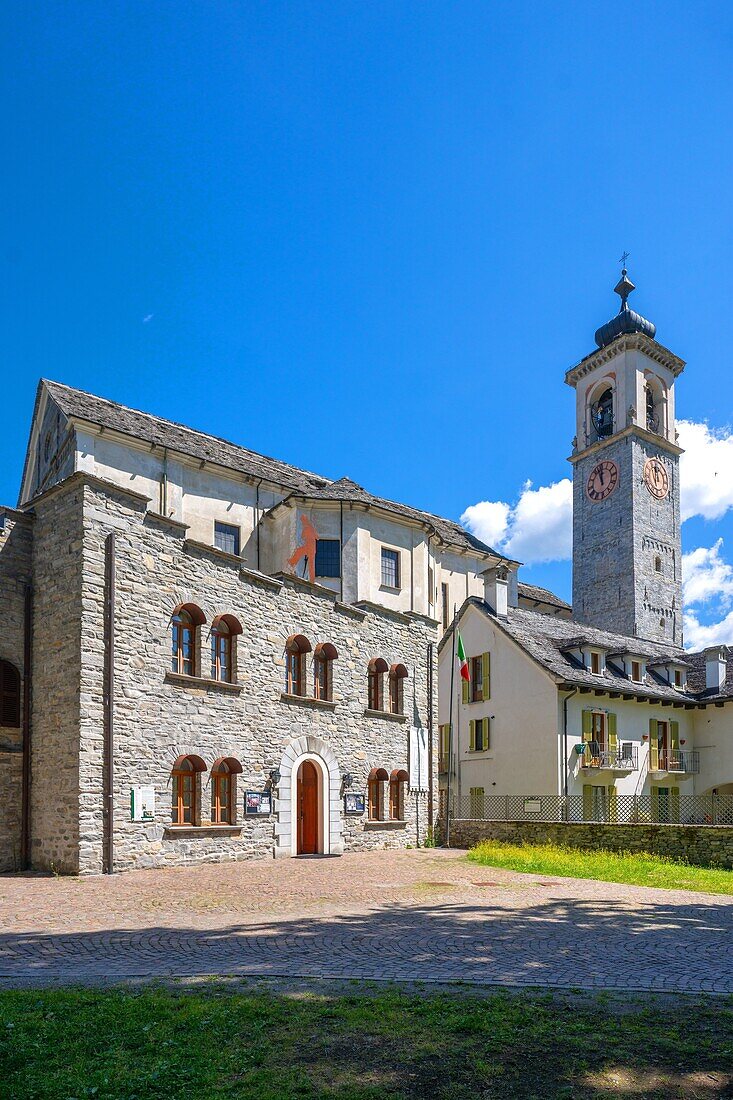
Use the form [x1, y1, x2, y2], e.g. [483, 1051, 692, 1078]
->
[565, 333, 685, 387]
[568, 424, 684, 464]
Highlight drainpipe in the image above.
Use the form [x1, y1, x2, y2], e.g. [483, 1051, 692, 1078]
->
[339, 500, 344, 601]
[427, 641, 434, 835]
[255, 480, 262, 570]
[103, 532, 116, 874]
[20, 584, 32, 870]
[562, 687, 578, 800]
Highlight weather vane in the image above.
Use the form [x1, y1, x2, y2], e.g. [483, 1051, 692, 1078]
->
[618, 250, 630, 270]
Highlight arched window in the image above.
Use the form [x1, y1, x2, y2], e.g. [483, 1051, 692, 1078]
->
[389, 769, 409, 821]
[368, 657, 388, 711]
[0, 660, 21, 728]
[171, 754, 206, 825]
[368, 767, 389, 820]
[210, 757, 243, 824]
[285, 634, 311, 696]
[210, 615, 242, 683]
[171, 604, 205, 677]
[388, 663, 408, 715]
[314, 642, 338, 701]
[590, 386, 613, 440]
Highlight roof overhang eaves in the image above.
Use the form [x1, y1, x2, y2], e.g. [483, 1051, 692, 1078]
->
[564, 332, 686, 387]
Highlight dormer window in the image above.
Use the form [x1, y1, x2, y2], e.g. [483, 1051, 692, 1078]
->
[590, 651, 602, 675]
[631, 660, 643, 682]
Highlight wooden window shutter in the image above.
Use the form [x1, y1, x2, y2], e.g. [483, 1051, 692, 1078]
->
[670, 721, 680, 750]
[650, 785, 660, 820]
[0, 661, 20, 729]
[469, 720, 476, 751]
[649, 719, 659, 770]
[461, 676, 469, 705]
[486, 717, 491, 750]
[608, 784, 618, 823]
[482, 652, 491, 700]
[582, 710, 593, 742]
[607, 713, 617, 755]
[582, 783, 593, 820]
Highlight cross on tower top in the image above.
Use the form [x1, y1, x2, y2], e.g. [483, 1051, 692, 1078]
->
[618, 250, 631, 270]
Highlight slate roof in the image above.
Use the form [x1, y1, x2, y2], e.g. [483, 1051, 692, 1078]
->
[41, 380, 501, 558]
[685, 650, 733, 700]
[517, 581, 571, 613]
[441, 597, 713, 704]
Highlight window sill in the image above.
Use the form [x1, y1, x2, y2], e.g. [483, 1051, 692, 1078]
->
[164, 824, 243, 837]
[364, 708, 408, 723]
[379, 584, 402, 594]
[165, 672, 242, 694]
[467, 750, 493, 756]
[280, 692, 337, 711]
[364, 819, 407, 830]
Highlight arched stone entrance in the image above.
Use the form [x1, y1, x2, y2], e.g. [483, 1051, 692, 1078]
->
[274, 734, 343, 858]
[297, 760, 320, 854]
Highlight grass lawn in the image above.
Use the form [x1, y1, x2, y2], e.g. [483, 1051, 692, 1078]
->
[468, 839, 733, 894]
[1, 984, 732, 1099]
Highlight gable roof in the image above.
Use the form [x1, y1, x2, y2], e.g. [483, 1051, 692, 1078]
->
[37, 380, 503, 558]
[442, 598, 706, 704]
[517, 581, 572, 614]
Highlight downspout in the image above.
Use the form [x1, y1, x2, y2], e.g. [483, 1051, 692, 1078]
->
[339, 500, 344, 601]
[562, 687, 578, 799]
[427, 641, 434, 835]
[20, 584, 32, 870]
[103, 532, 116, 874]
[255, 480, 262, 570]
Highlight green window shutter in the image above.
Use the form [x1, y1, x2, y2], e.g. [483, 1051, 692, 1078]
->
[649, 719, 659, 770]
[482, 652, 491, 700]
[582, 784, 593, 820]
[469, 720, 476, 752]
[608, 713, 617, 755]
[582, 710, 593, 742]
[608, 784, 618, 823]
[670, 721, 680, 750]
[670, 786, 680, 823]
[486, 717, 491, 750]
[462, 677, 469, 705]
[650, 786, 660, 821]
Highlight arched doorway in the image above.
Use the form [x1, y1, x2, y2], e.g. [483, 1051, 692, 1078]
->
[297, 760, 320, 854]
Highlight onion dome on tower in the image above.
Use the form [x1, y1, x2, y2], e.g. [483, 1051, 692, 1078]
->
[594, 268, 657, 348]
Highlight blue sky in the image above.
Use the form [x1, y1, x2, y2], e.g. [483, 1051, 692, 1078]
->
[2, 2, 733, 645]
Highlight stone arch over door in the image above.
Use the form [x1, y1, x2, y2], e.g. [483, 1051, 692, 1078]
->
[274, 735, 343, 858]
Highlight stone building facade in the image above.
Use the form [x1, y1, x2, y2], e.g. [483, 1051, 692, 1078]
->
[0, 379, 512, 873]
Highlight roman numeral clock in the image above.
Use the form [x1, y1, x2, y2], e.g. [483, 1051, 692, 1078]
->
[565, 267, 684, 645]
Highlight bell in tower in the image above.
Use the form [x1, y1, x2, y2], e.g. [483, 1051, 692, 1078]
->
[565, 265, 686, 648]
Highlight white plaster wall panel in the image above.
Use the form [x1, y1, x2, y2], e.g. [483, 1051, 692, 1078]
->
[180, 463, 258, 553]
[693, 707, 733, 795]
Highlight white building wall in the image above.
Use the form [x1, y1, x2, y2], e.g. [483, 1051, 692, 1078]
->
[693, 704, 733, 795]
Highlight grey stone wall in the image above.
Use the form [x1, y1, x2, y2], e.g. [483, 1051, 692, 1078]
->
[29, 481, 86, 873]
[446, 818, 733, 869]
[573, 432, 682, 646]
[31, 477, 437, 873]
[0, 509, 32, 871]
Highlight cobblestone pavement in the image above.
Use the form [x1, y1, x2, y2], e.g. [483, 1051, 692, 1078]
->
[2, 849, 733, 993]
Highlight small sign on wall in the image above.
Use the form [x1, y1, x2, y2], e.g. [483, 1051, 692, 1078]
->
[344, 793, 365, 815]
[130, 786, 155, 822]
[409, 727, 428, 791]
[246, 791, 272, 815]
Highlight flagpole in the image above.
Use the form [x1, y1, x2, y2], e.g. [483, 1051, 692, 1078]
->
[445, 603, 458, 847]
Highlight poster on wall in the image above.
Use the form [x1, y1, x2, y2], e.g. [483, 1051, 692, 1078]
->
[130, 786, 155, 822]
[344, 793, 365, 815]
[409, 727, 428, 791]
[246, 791, 272, 815]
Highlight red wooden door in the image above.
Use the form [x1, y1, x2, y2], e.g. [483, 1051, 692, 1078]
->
[298, 761, 319, 854]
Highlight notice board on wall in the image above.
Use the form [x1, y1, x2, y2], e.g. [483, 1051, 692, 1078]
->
[409, 727, 428, 791]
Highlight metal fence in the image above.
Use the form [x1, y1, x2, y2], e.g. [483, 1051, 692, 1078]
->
[450, 793, 733, 827]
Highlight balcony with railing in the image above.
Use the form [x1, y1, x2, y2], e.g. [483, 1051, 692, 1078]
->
[581, 742, 638, 772]
[655, 750, 700, 776]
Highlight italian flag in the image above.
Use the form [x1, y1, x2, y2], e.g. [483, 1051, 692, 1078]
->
[457, 630, 470, 681]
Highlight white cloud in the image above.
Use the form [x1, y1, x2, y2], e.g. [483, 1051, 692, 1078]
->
[682, 539, 733, 608]
[683, 608, 733, 651]
[461, 478, 572, 565]
[678, 419, 733, 522]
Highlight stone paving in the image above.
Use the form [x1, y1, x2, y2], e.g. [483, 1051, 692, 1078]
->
[1, 849, 732, 993]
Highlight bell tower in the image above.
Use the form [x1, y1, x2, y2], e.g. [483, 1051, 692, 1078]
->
[566, 269, 685, 647]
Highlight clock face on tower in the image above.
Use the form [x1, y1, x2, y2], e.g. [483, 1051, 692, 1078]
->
[586, 459, 619, 502]
[643, 457, 669, 499]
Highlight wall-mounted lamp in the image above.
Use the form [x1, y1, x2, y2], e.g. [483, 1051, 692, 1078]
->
[341, 772, 354, 790]
[269, 767, 281, 788]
